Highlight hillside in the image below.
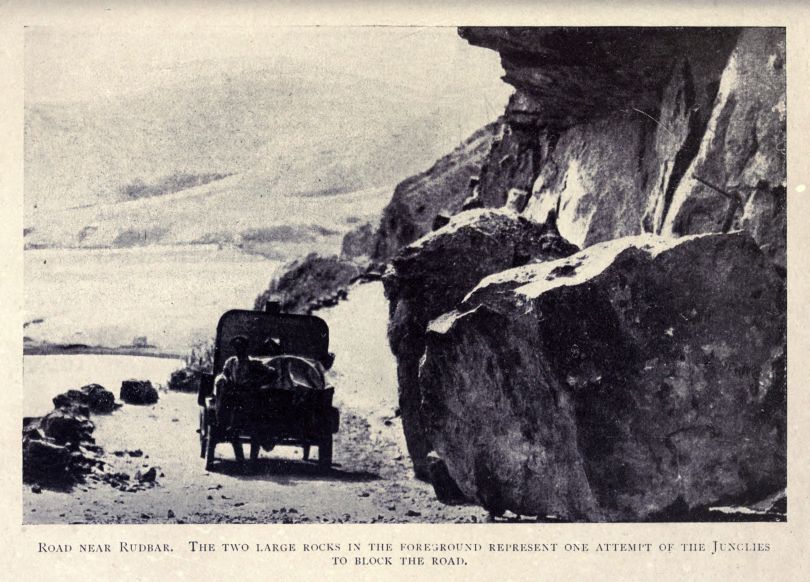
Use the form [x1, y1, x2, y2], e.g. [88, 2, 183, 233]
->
[24, 59, 509, 251]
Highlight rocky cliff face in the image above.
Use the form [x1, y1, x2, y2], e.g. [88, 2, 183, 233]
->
[380, 27, 786, 519]
[457, 27, 785, 269]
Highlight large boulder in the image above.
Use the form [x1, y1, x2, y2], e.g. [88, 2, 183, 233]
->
[22, 438, 74, 485]
[420, 232, 785, 521]
[120, 379, 159, 405]
[167, 367, 203, 393]
[81, 384, 118, 413]
[384, 208, 578, 478]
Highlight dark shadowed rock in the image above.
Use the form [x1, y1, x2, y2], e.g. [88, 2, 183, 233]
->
[52, 384, 117, 413]
[427, 452, 470, 505]
[166, 367, 202, 393]
[81, 384, 118, 413]
[384, 209, 578, 479]
[136, 467, 158, 482]
[420, 232, 785, 521]
[254, 253, 362, 314]
[40, 409, 95, 446]
[23, 403, 99, 487]
[23, 439, 73, 485]
[120, 380, 159, 405]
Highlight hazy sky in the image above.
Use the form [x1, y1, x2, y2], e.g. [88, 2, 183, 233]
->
[25, 26, 512, 109]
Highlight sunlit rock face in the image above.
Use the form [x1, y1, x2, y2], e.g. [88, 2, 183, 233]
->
[420, 232, 786, 521]
[456, 27, 784, 270]
[662, 28, 787, 273]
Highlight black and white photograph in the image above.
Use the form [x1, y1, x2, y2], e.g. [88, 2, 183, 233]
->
[20, 24, 787, 527]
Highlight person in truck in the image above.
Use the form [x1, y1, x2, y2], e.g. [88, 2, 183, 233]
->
[213, 335, 276, 463]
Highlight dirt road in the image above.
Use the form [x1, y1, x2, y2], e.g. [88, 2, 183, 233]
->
[23, 282, 489, 524]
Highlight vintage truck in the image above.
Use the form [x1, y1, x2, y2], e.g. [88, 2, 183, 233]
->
[197, 303, 339, 471]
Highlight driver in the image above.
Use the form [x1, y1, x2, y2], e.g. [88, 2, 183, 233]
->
[214, 336, 275, 430]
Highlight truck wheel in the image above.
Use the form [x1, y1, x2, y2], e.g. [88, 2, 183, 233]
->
[318, 434, 332, 468]
[205, 431, 217, 471]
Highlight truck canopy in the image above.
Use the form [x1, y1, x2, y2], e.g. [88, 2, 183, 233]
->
[213, 310, 329, 373]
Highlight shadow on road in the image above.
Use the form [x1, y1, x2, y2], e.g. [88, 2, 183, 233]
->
[208, 458, 380, 485]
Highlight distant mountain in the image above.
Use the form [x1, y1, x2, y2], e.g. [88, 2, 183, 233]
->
[24, 60, 507, 252]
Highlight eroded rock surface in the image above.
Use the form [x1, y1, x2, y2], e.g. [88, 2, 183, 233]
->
[420, 232, 785, 521]
[384, 209, 578, 478]
[662, 28, 787, 273]
[452, 27, 785, 269]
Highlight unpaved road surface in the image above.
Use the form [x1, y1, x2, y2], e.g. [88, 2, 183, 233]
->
[23, 282, 489, 524]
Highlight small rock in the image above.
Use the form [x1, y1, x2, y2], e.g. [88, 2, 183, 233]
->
[136, 467, 157, 482]
[406, 509, 421, 517]
[167, 509, 175, 518]
[128, 449, 143, 457]
[31, 484, 42, 494]
[120, 379, 159, 405]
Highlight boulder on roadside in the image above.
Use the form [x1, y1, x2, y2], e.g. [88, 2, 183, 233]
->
[384, 208, 578, 479]
[120, 379, 159, 405]
[52, 384, 118, 414]
[22, 438, 73, 485]
[136, 467, 158, 483]
[23, 404, 100, 487]
[419, 231, 786, 521]
[166, 367, 202, 393]
[81, 384, 118, 413]
[40, 409, 95, 446]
